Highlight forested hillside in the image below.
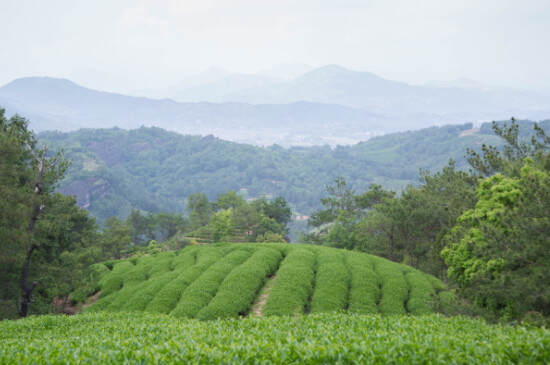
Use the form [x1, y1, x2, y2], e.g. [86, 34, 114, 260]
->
[38, 121, 528, 225]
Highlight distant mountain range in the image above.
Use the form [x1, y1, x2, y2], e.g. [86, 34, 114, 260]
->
[1, 65, 549, 145]
[0, 76, 385, 146]
[142, 65, 550, 119]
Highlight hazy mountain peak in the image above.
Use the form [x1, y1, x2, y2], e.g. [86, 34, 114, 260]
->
[1, 76, 81, 92]
[296, 65, 386, 85]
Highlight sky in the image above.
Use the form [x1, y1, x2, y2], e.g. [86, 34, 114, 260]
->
[1, 0, 549, 94]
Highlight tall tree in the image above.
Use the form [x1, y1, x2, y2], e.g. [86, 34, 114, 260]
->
[0, 110, 74, 317]
[442, 159, 550, 319]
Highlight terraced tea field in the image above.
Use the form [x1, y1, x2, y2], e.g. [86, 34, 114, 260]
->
[3, 243, 549, 363]
[1, 312, 548, 363]
[85, 243, 452, 319]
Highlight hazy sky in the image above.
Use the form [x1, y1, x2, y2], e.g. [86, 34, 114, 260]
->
[1, 0, 549, 93]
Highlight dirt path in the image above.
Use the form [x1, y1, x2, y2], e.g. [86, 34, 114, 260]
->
[81, 291, 101, 311]
[250, 276, 276, 317]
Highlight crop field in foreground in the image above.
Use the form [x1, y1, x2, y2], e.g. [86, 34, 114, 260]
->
[85, 243, 452, 319]
[0, 312, 548, 364]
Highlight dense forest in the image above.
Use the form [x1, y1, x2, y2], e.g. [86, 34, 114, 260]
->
[37, 121, 518, 226]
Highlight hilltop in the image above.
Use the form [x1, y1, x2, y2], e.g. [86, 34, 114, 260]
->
[84, 243, 452, 319]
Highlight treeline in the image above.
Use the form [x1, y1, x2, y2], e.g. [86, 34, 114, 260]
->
[185, 192, 291, 243]
[304, 119, 550, 323]
[0, 109, 291, 319]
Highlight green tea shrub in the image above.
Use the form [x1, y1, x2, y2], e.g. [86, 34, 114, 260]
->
[171, 249, 252, 318]
[148, 251, 176, 276]
[347, 253, 379, 314]
[374, 258, 409, 314]
[197, 248, 282, 320]
[310, 250, 349, 313]
[2, 312, 549, 363]
[85, 243, 454, 318]
[171, 246, 198, 271]
[405, 271, 436, 314]
[105, 280, 151, 311]
[263, 249, 316, 316]
[123, 270, 181, 311]
[146, 248, 222, 313]
[99, 261, 134, 298]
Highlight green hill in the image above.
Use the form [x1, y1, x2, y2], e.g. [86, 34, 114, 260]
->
[38, 122, 507, 224]
[84, 243, 452, 319]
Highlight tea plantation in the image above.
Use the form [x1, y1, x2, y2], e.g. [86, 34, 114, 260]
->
[2, 243, 550, 363]
[1, 312, 549, 363]
[84, 243, 451, 318]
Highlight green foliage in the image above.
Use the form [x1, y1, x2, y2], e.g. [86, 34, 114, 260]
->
[311, 161, 477, 280]
[467, 118, 550, 178]
[147, 251, 176, 276]
[405, 271, 436, 315]
[442, 159, 550, 320]
[263, 249, 316, 316]
[171, 249, 252, 318]
[347, 254, 379, 314]
[373, 258, 409, 315]
[123, 270, 181, 312]
[37, 122, 505, 225]
[197, 248, 282, 320]
[255, 231, 286, 243]
[188, 193, 213, 231]
[99, 261, 134, 298]
[310, 251, 350, 313]
[170, 247, 197, 271]
[86, 243, 450, 319]
[186, 192, 291, 243]
[145, 247, 222, 314]
[0, 110, 103, 318]
[1, 312, 549, 363]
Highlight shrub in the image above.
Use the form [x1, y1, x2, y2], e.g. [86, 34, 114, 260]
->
[105, 280, 151, 311]
[145, 247, 222, 314]
[405, 271, 435, 314]
[99, 261, 134, 298]
[310, 250, 349, 313]
[123, 270, 181, 312]
[171, 249, 252, 318]
[263, 249, 316, 316]
[148, 251, 176, 277]
[171, 246, 199, 271]
[197, 248, 282, 320]
[4, 312, 548, 363]
[373, 257, 409, 315]
[347, 253, 379, 314]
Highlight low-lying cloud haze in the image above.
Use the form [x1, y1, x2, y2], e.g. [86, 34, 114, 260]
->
[2, 0, 550, 94]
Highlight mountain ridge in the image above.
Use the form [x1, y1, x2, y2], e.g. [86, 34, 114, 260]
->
[0, 76, 385, 146]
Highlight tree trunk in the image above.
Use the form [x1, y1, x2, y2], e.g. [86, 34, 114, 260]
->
[19, 150, 45, 317]
[19, 245, 37, 317]
[388, 232, 394, 261]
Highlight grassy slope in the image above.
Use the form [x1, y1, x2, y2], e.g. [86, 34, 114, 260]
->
[1, 312, 548, 363]
[85, 243, 455, 319]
